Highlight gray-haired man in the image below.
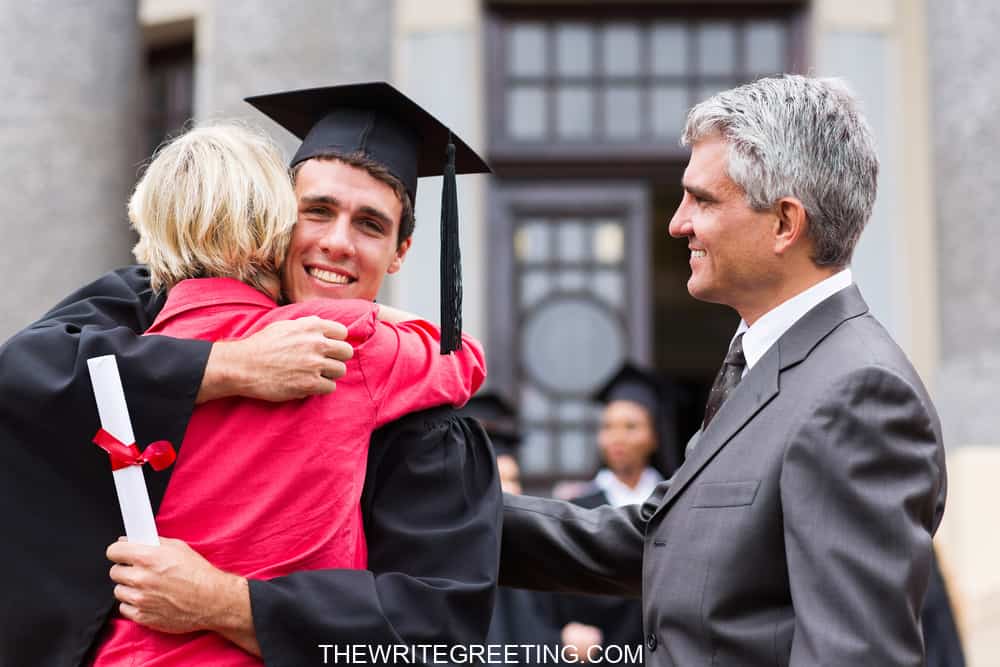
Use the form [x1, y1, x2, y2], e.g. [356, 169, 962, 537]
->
[501, 75, 946, 666]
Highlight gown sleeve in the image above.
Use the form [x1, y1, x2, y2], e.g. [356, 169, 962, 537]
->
[248, 406, 503, 667]
[0, 265, 210, 667]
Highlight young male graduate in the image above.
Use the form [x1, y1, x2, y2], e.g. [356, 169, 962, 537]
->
[0, 82, 500, 666]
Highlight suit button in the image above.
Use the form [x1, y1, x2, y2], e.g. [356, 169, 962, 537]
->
[646, 633, 657, 652]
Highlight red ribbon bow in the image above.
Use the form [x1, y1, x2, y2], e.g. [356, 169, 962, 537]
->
[92, 428, 176, 472]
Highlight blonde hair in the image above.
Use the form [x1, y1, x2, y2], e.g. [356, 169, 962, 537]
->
[129, 122, 297, 294]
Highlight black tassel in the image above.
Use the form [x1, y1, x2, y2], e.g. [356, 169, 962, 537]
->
[440, 135, 462, 354]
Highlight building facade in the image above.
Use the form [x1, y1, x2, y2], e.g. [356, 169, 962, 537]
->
[1, 0, 997, 662]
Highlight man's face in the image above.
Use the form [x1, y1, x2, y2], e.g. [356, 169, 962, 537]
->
[668, 136, 778, 314]
[283, 159, 411, 303]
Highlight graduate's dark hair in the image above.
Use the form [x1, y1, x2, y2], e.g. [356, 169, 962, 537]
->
[290, 152, 416, 247]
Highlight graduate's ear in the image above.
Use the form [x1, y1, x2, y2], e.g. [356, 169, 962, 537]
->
[772, 197, 808, 256]
[387, 237, 412, 275]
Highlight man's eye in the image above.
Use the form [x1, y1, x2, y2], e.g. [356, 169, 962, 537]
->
[360, 219, 384, 233]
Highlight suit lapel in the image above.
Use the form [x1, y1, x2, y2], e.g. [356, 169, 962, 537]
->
[647, 285, 870, 523]
[650, 350, 779, 521]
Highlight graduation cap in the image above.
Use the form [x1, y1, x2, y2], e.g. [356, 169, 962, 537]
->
[593, 361, 683, 476]
[457, 390, 521, 459]
[593, 361, 663, 417]
[245, 82, 491, 353]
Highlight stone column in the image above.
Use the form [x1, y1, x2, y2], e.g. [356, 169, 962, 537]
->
[0, 0, 141, 340]
[195, 0, 392, 156]
[928, 0, 1000, 448]
[927, 2, 1000, 664]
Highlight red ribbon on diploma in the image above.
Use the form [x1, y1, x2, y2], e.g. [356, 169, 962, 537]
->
[92, 428, 176, 472]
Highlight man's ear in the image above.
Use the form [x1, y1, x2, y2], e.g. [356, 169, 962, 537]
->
[773, 197, 808, 256]
[387, 237, 412, 275]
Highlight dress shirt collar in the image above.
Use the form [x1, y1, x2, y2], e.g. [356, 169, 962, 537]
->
[594, 467, 664, 507]
[735, 269, 853, 372]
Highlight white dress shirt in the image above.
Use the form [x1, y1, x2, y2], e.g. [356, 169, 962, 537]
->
[734, 269, 854, 377]
[593, 467, 665, 507]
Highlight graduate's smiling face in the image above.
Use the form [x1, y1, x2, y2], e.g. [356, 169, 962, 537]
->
[283, 158, 411, 303]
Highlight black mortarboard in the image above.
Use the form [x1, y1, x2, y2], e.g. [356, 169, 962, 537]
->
[457, 390, 521, 459]
[592, 361, 683, 476]
[245, 82, 491, 353]
[593, 362, 662, 417]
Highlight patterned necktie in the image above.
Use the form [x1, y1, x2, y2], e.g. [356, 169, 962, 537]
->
[702, 333, 746, 430]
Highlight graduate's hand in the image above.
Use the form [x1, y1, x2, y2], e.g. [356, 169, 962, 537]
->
[107, 537, 261, 657]
[197, 316, 354, 403]
[561, 622, 603, 663]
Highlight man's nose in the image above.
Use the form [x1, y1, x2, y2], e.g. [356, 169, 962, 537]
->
[318, 216, 356, 257]
[668, 203, 690, 238]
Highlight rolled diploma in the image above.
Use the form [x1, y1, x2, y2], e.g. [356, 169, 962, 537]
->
[87, 354, 160, 545]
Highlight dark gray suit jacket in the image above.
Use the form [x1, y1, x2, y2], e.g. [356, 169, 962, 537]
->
[501, 286, 947, 666]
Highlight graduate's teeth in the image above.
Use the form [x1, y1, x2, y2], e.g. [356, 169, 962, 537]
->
[309, 267, 351, 284]
[692, 250, 706, 258]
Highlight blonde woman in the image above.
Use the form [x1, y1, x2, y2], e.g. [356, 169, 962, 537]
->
[92, 123, 486, 666]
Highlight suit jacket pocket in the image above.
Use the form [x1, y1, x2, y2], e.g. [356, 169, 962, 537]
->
[691, 480, 760, 508]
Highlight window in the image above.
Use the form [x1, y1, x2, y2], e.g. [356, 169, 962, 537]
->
[488, 6, 802, 160]
[145, 41, 194, 156]
[485, 3, 803, 490]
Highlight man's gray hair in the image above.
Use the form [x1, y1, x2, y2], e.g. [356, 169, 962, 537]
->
[682, 74, 878, 268]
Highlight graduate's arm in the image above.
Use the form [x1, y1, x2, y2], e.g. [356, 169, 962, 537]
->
[198, 316, 354, 403]
[499, 495, 645, 598]
[0, 266, 208, 449]
[248, 407, 502, 666]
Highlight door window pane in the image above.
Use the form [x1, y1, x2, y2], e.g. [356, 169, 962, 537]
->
[557, 220, 588, 262]
[560, 429, 596, 473]
[522, 297, 625, 394]
[593, 270, 624, 306]
[558, 271, 587, 291]
[521, 383, 551, 420]
[520, 429, 551, 473]
[593, 221, 625, 264]
[515, 219, 551, 262]
[520, 271, 550, 309]
[559, 399, 589, 422]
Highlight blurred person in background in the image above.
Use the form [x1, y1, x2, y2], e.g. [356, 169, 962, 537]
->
[550, 362, 679, 664]
[461, 390, 561, 666]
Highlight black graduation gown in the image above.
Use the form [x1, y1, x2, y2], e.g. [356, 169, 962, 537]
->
[545, 489, 644, 665]
[922, 552, 966, 667]
[0, 265, 501, 667]
[486, 587, 560, 665]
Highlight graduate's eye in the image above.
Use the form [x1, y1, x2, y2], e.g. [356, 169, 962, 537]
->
[359, 218, 386, 235]
[302, 206, 334, 222]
